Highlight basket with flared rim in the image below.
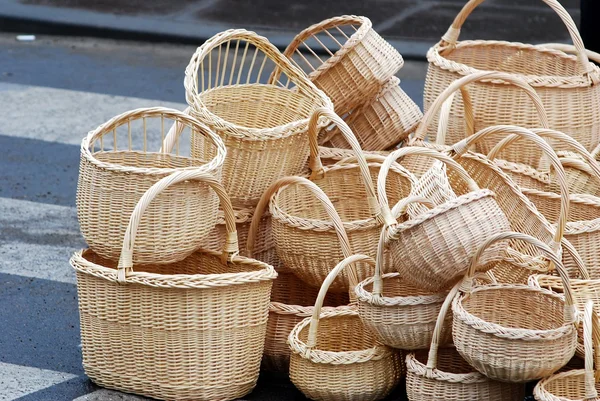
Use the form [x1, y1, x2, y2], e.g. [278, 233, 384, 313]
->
[276, 15, 403, 116]
[249, 107, 418, 292]
[180, 29, 332, 207]
[377, 146, 511, 292]
[424, 0, 600, 163]
[534, 300, 600, 401]
[355, 222, 453, 350]
[452, 232, 578, 383]
[246, 176, 355, 372]
[323, 76, 423, 151]
[288, 254, 402, 401]
[405, 282, 525, 401]
[77, 107, 226, 264]
[71, 170, 277, 401]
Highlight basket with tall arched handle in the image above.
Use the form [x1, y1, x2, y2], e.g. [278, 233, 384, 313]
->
[405, 281, 525, 401]
[378, 146, 511, 292]
[274, 15, 403, 116]
[452, 232, 578, 382]
[77, 107, 226, 264]
[288, 254, 402, 401]
[250, 107, 417, 292]
[180, 29, 333, 207]
[424, 0, 600, 162]
[71, 169, 277, 401]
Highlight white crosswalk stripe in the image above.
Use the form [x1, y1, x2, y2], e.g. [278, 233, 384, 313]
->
[0, 362, 77, 400]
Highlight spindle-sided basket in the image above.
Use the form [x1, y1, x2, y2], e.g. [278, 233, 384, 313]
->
[77, 107, 225, 264]
[71, 170, 277, 401]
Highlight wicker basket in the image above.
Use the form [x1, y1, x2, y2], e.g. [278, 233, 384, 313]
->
[77, 107, 225, 264]
[324, 76, 423, 151]
[453, 232, 578, 383]
[71, 170, 277, 401]
[250, 108, 417, 292]
[277, 15, 403, 116]
[356, 227, 452, 350]
[534, 300, 600, 401]
[289, 254, 402, 401]
[317, 146, 390, 167]
[406, 283, 525, 401]
[424, 0, 600, 164]
[177, 29, 332, 207]
[378, 146, 510, 292]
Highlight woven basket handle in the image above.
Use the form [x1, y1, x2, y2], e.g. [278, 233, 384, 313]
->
[538, 43, 600, 65]
[306, 254, 374, 348]
[452, 125, 569, 250]
[334, 153, 420, 191]
[412, 71, 549, 143]
[582, 300, 600, 399]
[440, 0, 599, 83]
[463, 231, 577, 324]
[308, 107, 381, 220]
[116, 170, 237, 282]
[246, 176, 360, 298]
[377, 146, 479, 226]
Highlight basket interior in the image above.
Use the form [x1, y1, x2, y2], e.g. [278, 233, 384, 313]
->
[271, 270, 349, 306]
[541, 372, 597, 398]
[412, 347, 475, 374]
[446, 43, 583, 78]
[362, 276, 441, 298]
[461, 287, 566, 331]
[81, 248, 267, 276]
[277, 165, 411, 222]
[297, 314, 376, 352]
[526, 191, 600, 223]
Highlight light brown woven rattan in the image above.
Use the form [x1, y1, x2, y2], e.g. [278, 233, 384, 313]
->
[534, 300, 600, 401]
[249, 108, 417, 292]
[177, 29, 332, 207]
[289, 254, 402, 401]
[453, 232, 578, 383]
[406, 281, 525, 401]
[378, 146, 510, 292]
[77, 107, 225, 264]
[277, 15, 403, 116]
[424, 0, 600, 164]
[71, 170, 277, 401]
[317, 146, 390, 167]
[323, 76, 423, 151]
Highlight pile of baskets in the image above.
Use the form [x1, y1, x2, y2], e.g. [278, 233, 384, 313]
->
[69, 2, 600, 400]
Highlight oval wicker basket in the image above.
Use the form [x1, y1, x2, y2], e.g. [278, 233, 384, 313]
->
[77, 107, 225, 264]
[277, 15, 403, 116]
[406, 283, 525, 401]
[424, 0, 600, 164]
[453, 232, 578, 383]
[378, 146, 510, 292]
[71, 170, 277, 401]
[288, 254, 402, 401]
[177, 29, 332, 207]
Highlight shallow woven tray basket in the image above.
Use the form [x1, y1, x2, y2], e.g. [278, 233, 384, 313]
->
[71, 170, 277, 401]
[424, 0, 600, 164]
[77, 107, 225, 264]
[289, 254, 402, 401]
[176, 29, 332, 207]
[277, 15, 403, 116]
[452, 232, 578, 383]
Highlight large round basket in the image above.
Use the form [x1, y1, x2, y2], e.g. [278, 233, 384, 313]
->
[71, 170, 277, 401]
[424, 0, 600, 164]
[77, 107, 225, 264]
[177, 29, 332, 207]
[278, 15, 403, 116]
[289, 255, 402, 401]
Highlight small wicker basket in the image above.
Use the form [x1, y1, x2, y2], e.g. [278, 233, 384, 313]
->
[71, 170, 277, 401]
[453, 232, 578, 383]
[278, 15, 403, 116]
[77, 107, 225, 264]
[288, 254, 402, 401]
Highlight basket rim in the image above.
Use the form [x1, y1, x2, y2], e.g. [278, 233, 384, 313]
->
[70, 248, 277, 289]
[288, 310, 395, 364]
[534, 368, 588, 400]
[452, 284, 576, 341]
[355, 272, 448, 306]
[269, 302, 352, 318]
[405, 349, 490, 383]
[428, 39, 600, 88]
[493, 159, 551, 185]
